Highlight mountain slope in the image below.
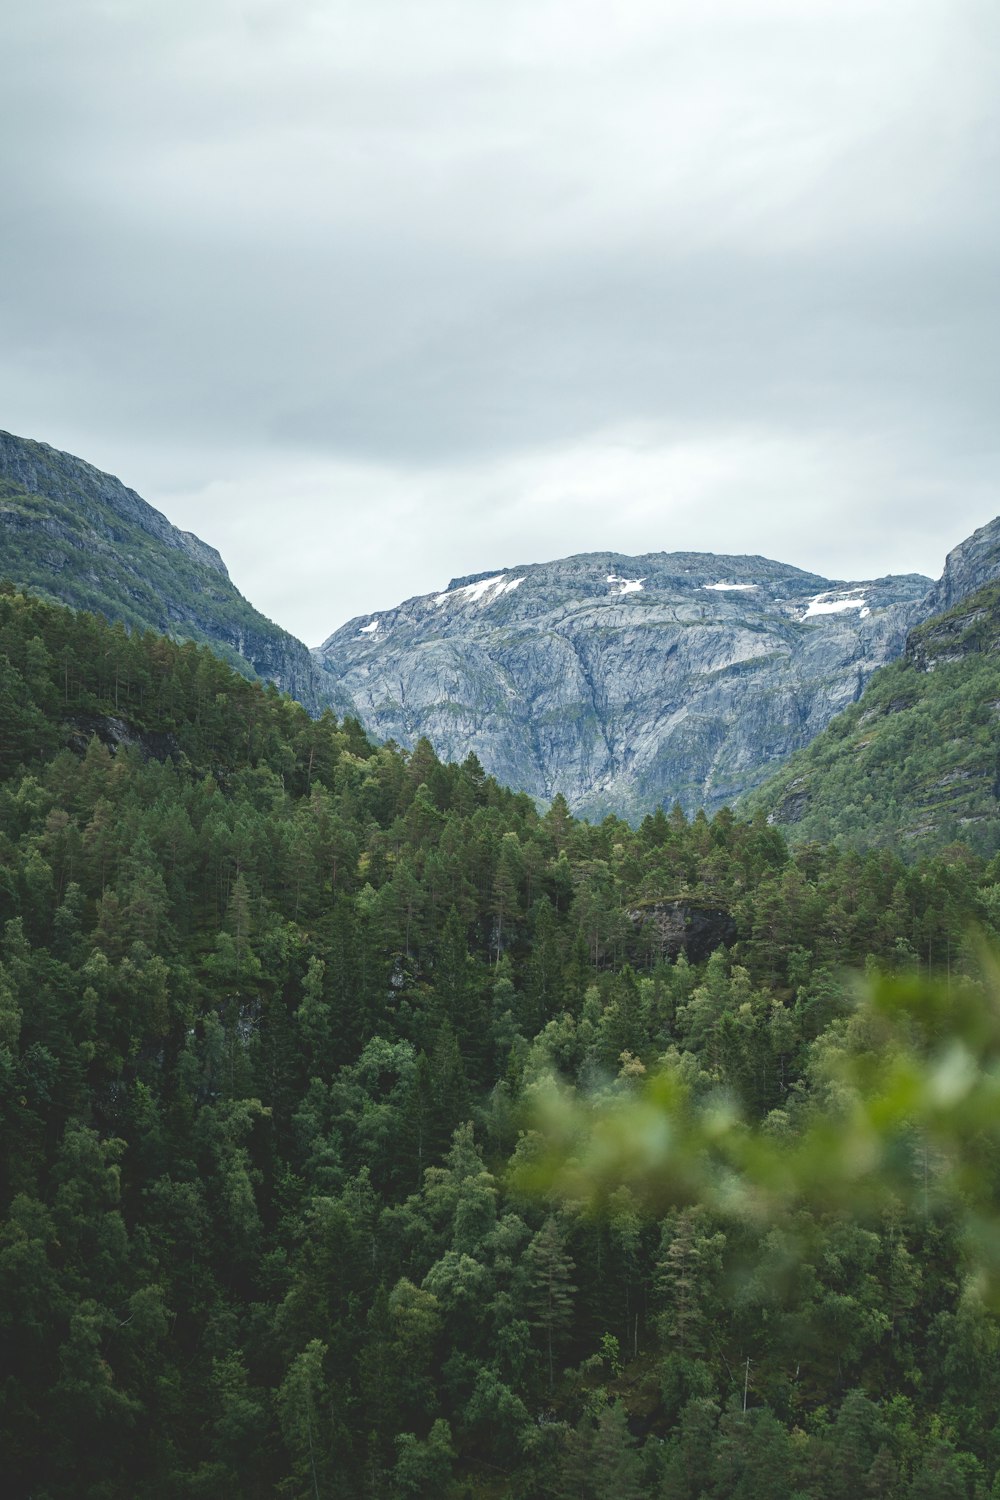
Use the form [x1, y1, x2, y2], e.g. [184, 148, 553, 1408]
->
[922, 513, 1000, 616]
[748, 577, 1000, 855]
[315, 550, 931, 818]
[0, 429, 345, 713]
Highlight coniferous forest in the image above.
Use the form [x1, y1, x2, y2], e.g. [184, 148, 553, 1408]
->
[4, 584, 1000, 1498]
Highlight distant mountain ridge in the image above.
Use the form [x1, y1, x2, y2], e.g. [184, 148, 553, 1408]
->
[0, 429, 349, 715]
[315, 549, 932, 818]
[4, 426, 1000, 824]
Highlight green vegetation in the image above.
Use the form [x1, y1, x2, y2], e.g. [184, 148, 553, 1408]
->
[0, 443, 330, 711]
[3, 585, 1000, 1495]
[748, 580, 1000, 856]
[0, 478, 258, 669]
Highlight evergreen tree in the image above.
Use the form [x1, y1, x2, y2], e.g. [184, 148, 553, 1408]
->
[522, 1215, 577, 1391]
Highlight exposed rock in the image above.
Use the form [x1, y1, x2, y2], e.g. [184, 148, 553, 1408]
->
[8, 426, 1000, 829]
[0, 430, 229, 575]
[64, 713, 182, 763]
[921, 516, 1000, 617]
[906, 584, 1000, 672]
[316, 552, 930, 818]
[766, 778, 811, 826]
[627, 901, 738, 962]
[750, 573, 1000, 852]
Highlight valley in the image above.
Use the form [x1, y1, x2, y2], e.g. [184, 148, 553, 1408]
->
[3, 431, 1000, 1495]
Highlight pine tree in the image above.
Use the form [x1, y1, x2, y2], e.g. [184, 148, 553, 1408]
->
[523, 1215, 577, 1391]
[277, 1340, 334, 1500]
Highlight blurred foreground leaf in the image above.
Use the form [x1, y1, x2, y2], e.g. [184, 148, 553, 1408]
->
[517, 958, 1000, 1302]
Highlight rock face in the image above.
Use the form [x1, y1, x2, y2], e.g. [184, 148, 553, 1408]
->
[316, 551, 931, 817]
[627, 901, 739, 963]
[0, 430, 348, 715]
[746, 575, 1000, 853]
[922, 516, 1000, 618]
[0, 430, 230, 576]
[64, 713, 182, 765]
[906, 583, 1000, 673]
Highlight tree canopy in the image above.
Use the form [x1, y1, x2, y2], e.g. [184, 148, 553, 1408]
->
[1, 585, 1000, 1496]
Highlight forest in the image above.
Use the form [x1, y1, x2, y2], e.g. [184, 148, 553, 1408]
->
[2, 583, 1000, 1497]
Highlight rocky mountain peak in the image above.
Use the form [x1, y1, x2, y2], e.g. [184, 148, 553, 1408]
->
[316, 548, 932, 818]
[922, 514, 1000, 617]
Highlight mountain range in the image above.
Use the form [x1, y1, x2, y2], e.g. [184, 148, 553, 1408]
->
[2, 426, 999, 831]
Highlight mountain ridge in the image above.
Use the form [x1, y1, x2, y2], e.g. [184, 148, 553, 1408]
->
[3, 425, 999, 825]
[315, 547, 933, 818]
[0, 430, 230, 576]
[0, 428, 352, 716]
[923, 513, 1000, 617]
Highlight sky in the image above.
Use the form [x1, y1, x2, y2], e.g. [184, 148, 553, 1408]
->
[1, 0, 998, 646]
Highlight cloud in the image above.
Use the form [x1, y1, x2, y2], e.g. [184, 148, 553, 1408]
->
[152, 422, 991, 645]
[0, 0, 998, 640]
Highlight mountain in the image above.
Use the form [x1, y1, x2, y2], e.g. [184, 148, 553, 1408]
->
[315, 551, 932, 818]
[747, 575, 1000, 855]
[922, 514, 1000, 616]
[7, 426, 998, 829]
[0, 429, 346, 714]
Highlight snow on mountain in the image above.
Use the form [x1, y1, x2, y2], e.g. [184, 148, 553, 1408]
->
[316, 551, 932, 818]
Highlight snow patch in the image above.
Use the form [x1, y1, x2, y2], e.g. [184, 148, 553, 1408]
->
[803, 591, 869, 619]
[358, 619, 380, 636]
[607, 574, 645, 596]
[703, 582, 757, 592]
[434, 574, 524, 606]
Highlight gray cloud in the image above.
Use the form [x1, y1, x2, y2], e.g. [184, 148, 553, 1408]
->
[1, 1, 998, 641]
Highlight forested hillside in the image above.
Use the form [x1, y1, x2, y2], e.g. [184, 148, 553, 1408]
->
[2, 585, 999, 1497]
[0, 430, 342, 714]
[751, 578, 1000, 856]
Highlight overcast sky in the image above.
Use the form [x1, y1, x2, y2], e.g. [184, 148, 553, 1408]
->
[1, 0, 998, 645]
